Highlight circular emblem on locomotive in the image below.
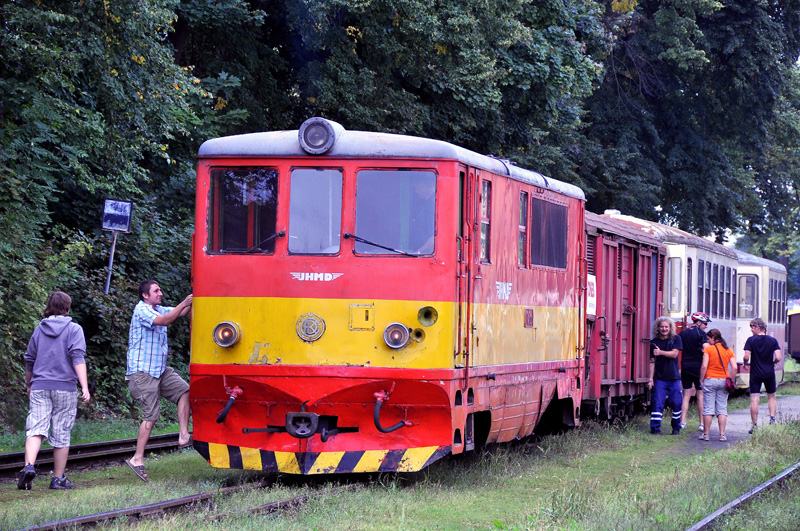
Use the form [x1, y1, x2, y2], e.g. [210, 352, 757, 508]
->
[296, 313, 326, 342]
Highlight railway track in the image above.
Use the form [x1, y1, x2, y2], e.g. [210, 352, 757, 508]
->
[686, 459, 800, 530]
[0, 433, 185, 479]
[13, 482, 357, 530]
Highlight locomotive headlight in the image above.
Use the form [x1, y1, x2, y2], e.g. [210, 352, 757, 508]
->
[298, 117, 344, 155]
[383, 323, 410, 349]
[213, 322, 240, 348]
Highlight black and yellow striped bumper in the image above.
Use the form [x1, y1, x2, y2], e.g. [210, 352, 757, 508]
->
[194, 441, 451, 474]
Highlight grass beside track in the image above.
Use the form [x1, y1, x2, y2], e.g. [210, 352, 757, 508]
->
[2, 382, 800, 530]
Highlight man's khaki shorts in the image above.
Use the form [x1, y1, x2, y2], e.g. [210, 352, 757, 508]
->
[127, 367, 189, 422]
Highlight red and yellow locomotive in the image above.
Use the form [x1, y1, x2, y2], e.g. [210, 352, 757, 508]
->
[189, 118, 586, 474]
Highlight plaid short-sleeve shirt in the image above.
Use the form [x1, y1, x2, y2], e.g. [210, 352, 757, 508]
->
[126, 301, 175, 378]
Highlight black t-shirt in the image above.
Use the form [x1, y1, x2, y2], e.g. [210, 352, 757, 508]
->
[651, 335, 683, 381]
[744, 334, 781, 378]
[678, 326, 706, 375]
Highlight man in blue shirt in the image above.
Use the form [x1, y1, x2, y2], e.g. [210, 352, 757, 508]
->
[125, 280, 192, 481]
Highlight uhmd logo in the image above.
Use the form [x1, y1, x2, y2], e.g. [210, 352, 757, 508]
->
[290, 272, 344, 282]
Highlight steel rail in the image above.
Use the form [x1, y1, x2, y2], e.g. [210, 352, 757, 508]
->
[685, 459, 800, 531]
[0, 433, 183, 478]
[14, 482, 361, 530]
[14, 483, 251, 531]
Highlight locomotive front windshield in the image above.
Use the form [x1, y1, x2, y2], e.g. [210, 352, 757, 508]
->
[354, 170, 436, 255]
[288, 168, 343, 254]
[208, 167, 278, 253]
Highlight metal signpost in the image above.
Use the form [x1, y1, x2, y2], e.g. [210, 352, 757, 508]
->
[102, 199, 133, 294]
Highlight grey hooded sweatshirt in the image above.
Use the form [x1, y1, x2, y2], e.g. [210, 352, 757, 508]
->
[25, 316, 86, 391]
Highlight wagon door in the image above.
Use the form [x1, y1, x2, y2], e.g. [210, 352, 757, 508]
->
[456, 165, 474, 370]
[600, 240, 620, 386]
[633, 249, 656, 383]
[618, 244, 636, 382]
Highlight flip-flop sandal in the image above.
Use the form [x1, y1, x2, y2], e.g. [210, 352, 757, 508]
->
[126, 459, 148, 482]
[178, 436, 193, 449]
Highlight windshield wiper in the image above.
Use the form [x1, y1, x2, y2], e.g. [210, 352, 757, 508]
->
[220, 230, 285, 253]
[344, 232, 416, 256]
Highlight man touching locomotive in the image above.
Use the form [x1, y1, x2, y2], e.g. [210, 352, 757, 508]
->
[743, 317, 782, 434]
[125, 280, 193, 482]
[649, 317, 683, 435]
[678, 312, 710, 431]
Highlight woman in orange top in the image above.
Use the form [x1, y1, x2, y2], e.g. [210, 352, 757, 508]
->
[699, 328, 737, 441]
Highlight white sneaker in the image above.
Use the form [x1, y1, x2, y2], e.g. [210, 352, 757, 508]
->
[679, 422, 686, 429]
[698, 423, 704, 431]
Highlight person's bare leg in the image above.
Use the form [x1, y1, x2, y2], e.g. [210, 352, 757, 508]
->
[52, 447, 69, 477]
[703, 414, 712, 435]
[767, 393, 777, 419]
[718, 414, 727, 436]
[695, 390, 704, 427]
[24, 435, 43, 466]
[130, 420, 154, 467]
[750, 393, 760, 425]
[177, 392, 191, 446]
[680, 389, 693, 425]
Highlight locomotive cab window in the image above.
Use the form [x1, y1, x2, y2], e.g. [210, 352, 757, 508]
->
[288, 168, 343, 254]
[354, 170, 436, 255]
[208, 167, 278, 253]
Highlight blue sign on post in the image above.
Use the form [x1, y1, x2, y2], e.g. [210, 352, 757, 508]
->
[103, 199, 133, 294]
[102, 199, 133, 233]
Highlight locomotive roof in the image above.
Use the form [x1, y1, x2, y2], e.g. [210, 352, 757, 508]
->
[599, 211, 738, 259]
[198, 124, 586, 201]
[734, 249, 787, 273]
[585, 211, 665, 249]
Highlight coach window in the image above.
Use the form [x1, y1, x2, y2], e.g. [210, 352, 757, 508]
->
[354, 170, 436, 255]
[705, 262, 712, 316]
[208, 167, 278, 254]
[666, 257, 681, 312]
[712, 264, 719, 318]
[518, 191, 528, 267]
[288, 168, 342, 254]
[687, 259, 693, 314]
[480, 180, 491, 262]
[697, 260, 705, 313]
[530, 198, 568, 269]
[732, 269, 737, 319]
[738, 274, 757, 319]
[725, 267, 731, 319]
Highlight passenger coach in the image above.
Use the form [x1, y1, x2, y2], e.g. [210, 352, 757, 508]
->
[734, 250, 787, 385]
[189, 118, 586, 474]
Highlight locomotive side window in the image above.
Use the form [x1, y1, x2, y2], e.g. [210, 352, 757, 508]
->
[687, 258, 693, 314]
[288, 168, 343, 254]
[208, 167, 278, 254]
[354, 170, 436, 255]
[480, 180, 491, 262]
[518, 191, 528, 267]
[530, 198, 567, 269]
[738, 274, 757, 319]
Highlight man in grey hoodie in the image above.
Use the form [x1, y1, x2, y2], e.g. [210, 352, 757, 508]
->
[18, 291, 90, 490]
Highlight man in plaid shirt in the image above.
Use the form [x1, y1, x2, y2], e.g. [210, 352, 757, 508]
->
[125, 280, 192, 482]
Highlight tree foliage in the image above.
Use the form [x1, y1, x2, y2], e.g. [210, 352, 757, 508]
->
[1, 0, 799, 428]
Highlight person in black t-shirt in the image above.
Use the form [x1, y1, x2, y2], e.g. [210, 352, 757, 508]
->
[678, 312, 710, 431]
[649, 317, 683, 435]
[743, 318, 782, 433]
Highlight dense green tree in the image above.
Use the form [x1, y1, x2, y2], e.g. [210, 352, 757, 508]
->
[577, 0, 800, 241]
[0, 0, 239, 423]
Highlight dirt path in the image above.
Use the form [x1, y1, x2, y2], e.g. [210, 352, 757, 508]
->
[675, 393, 800, 452]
